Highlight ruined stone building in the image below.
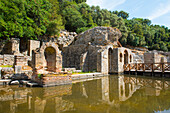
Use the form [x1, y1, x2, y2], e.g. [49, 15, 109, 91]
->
[63, 27, 133, 74]
[0, 27, 134, 76]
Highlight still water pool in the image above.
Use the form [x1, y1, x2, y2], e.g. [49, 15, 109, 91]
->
[0, 75, 170, 113]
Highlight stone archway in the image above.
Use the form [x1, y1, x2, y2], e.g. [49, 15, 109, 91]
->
[108, 48, 113, 73]
[44, 47, 56, 72]
[124, 50, 128, 64]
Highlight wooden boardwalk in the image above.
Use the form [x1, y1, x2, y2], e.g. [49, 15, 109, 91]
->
[124, 63, 170, 77]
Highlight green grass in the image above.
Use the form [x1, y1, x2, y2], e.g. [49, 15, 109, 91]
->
[0, 65, 13, 68]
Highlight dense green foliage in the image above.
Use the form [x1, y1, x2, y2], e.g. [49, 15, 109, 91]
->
[0, 0, 64, 40]
[0, 0, 170, 51]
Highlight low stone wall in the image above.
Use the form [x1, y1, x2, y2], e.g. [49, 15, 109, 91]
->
[32, 74, 72, 87]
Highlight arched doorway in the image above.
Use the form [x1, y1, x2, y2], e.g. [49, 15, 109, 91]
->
[44, 47, 56, 72]
[124, 50, 128, 64]
[108, 48, 113, 73]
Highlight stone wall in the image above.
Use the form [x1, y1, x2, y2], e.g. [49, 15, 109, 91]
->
[62, 27, 133, 74]
[57, 31, 77, 48]
[32, 74, 72, 87]
[14, 56, 28, 66]
[144, 52, 167, 63]
[74, 27, 121, 46]
[63, 44, 102, 72]
[116, 48, 133, 73]
[0, 38, 20, 55]
[63, 45, 133, 74]
[0, 55, 14, 66]
[97, 49, 109, 74]
[28, 40, 40, 56]
[32, 42, 62, 73]
[97, 47, 133, 74]
[0, 40, 8, 54]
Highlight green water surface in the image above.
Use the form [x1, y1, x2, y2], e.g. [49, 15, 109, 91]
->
[0, 75, 170, 113]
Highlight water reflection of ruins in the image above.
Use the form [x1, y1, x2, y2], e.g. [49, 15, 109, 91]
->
[0, 75, 170, 113]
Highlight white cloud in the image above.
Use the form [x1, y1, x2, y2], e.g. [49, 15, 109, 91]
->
[86, 0, 126, 10]
[148, 2, 170, 20]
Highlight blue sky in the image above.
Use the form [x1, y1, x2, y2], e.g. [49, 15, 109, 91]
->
[86, 0, 170, 28]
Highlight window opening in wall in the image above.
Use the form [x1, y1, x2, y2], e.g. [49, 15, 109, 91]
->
[120, 53, 123, 62]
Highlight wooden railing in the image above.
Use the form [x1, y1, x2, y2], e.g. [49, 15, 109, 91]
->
[124, 63, 170, 73]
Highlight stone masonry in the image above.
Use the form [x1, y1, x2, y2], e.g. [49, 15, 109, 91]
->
[28, 40, 40, 56]
[144, 51, 167, 63]
[63, 27, 133, 74]
[32, 42, 62, 73]
[0, 27, 134, 77]
[0, 38, 20, 55]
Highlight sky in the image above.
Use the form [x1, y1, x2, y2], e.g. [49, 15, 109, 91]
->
[86, 0, 170, 28]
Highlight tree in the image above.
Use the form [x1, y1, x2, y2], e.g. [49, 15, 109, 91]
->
[0, 0, 60, 40]
[47, 0, 64, 36]
[118, 10, 129, 19]
[62, 4, 86, 31]
[152, 44, 160, 50]
[159, 41, 168, 51]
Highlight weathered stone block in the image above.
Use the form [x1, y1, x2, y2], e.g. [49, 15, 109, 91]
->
[14, 56, 27, 66]
[3, 55, 14, 65]
[28, 40, 40, 56]
[15, 65, 22, 74]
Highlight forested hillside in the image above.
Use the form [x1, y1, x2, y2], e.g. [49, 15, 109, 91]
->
[0, 0, 170, 51]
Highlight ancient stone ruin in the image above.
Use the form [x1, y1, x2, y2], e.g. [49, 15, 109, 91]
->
[63, 27, 133, 74]
[32, 42, 62, 74]
[1, 27, 159, 86]
[0, 27, 135, 76]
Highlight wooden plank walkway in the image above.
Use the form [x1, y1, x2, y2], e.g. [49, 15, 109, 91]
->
[124, 63, 170, 77]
